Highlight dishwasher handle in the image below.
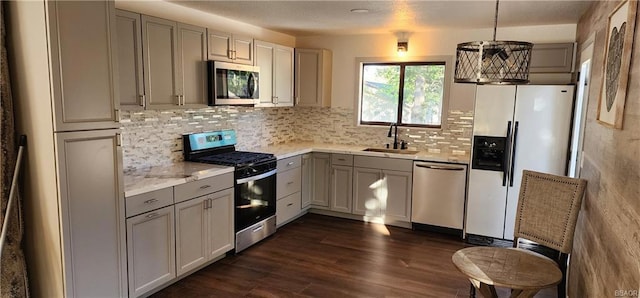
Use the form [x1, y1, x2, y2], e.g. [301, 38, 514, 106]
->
[415, 163, 465, 171]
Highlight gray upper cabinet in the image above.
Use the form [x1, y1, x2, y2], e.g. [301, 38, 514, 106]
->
[116, 9, 145, 110]
[142, 15, 179, 108]
[140, 15, 207, 109]
[207, 29, 253, 65]
[48, 1, 119, 131]
[254, 40, 294, 107]
[529, 43, 575, 73]
[177, 23, 207, 107]
[294, 48, 332, 107]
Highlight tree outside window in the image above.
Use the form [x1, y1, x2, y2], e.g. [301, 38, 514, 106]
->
[360, 62, 446, 128]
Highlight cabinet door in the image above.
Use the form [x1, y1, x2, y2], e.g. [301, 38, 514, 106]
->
[177, 23, 207, 107]
[48, 1, 119, 131]
[274, 45, 294, 106]
[233, 35, 254, 65]
[126, 206, 175, 298]
[175, 195, 208, 276]
[310, 153, 330, 207]
[207, 29, 232, 62]
[115, 9, 144, 110]
[330, 165, 353, 213]
[353, 167, 382, 217]
[55, 129, 126, 297]
[254, 41, 275, 107]
[294, 48, 331, 107]
[207, 188, 235, 259]
[382, 170, 412, 221]
[142, 15, 179, 108]
[300, 154, 312, 209]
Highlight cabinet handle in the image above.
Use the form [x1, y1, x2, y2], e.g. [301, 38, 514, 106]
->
[143, 198, 158, 204]
[287, 161, 294, 166]
[138, 95, 145, 107]
[287, 203, 293, 207]
[208, 198, 213, 209]
[295, 96, 300, 105]
[337, 158, 345, 161]
[176, 95, 181, 105]
[146, 213, 158, 219]
[287, 181, 294, 185]
[199, 185, 211, 190]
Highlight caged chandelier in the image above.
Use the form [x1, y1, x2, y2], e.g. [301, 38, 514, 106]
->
[454, 0, 533, 84]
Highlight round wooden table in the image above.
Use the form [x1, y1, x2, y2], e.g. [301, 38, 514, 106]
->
[452, 247, 562, 298]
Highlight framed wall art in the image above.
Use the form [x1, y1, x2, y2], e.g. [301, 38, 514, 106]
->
[597, 0, 637, 129]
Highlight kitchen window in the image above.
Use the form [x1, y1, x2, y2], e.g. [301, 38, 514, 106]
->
[358, 59, 451, 128]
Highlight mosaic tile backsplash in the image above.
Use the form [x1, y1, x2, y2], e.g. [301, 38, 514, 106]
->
[120, 106, 473, 171]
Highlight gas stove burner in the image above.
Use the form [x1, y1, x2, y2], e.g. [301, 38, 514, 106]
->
[196, 151, 276, 167]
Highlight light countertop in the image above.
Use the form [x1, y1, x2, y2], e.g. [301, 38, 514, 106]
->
[124, 142, 469, 197]
[124, 162, 234, 197]
[255, 142, 470, 164]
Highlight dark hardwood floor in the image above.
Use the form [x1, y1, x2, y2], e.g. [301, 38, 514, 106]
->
[152, 214, 556, 298]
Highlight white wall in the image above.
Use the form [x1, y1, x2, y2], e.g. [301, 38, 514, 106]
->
[296, 24, 577, 110]
[115, 0, 296, 47]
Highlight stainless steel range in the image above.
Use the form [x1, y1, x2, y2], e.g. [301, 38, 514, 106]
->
[183, 130, 276, 253]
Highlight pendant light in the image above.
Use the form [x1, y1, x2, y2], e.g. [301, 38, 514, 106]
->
[454, 0, 533, 84]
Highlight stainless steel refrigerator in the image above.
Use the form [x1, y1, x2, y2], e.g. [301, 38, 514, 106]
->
[466, 85, 574, 240]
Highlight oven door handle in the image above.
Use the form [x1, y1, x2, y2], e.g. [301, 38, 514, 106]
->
[236, 169, 277, 184]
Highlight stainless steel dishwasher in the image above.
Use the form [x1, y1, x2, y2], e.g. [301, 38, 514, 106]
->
[411, 161, 467, 230]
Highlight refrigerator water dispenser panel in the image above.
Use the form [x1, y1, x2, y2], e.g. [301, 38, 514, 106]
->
[472, 136, 507, 171]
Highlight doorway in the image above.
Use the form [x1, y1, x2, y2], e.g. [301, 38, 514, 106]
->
[568, 38, 594, 178]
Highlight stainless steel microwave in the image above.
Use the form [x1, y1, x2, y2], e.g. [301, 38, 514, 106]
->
[208, 61, 259, 105]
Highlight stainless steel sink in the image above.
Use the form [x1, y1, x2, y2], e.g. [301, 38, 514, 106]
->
[362, 148, 419, 154]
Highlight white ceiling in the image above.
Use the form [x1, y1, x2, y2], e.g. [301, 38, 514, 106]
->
[168, 0, 594, 37]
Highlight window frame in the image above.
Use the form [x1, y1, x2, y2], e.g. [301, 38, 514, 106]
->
[356, 56, 453, 130]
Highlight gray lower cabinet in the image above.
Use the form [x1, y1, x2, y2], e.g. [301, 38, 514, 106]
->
[352, 156, 413, 222]
[300, 154, 312, 209]
[126, 206, 176, 297]
[276, 156, 303, 226]
[330, 165, 353, 213]
[353, 167, 382, 217]
[329, 154, 354, 213]
[175, 188, 234, 277]
[55, 129, 126, 297]
[310, 153, 331, 208]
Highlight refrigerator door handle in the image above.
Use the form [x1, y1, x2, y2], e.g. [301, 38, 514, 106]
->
[503, 121, 512, 186]
[510, 121, 519, 187]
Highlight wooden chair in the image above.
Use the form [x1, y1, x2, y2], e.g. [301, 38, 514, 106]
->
[512, 170, 587, 297]
[454, 170, 587, 298]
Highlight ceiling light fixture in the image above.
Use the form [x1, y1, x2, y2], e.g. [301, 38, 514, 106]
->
[397, 41, 408, 54]
[454, 0, 533, 84]
[350, 8, 369, 13]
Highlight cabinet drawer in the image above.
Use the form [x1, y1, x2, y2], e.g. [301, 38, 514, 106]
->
[174, 173, 234, 203]
[276, 192, 301, 226]
[277, 155, 302, 171]
[126, 187, 173, 218]
[331, 154, 353, 166]
[354, 156, 413, 172]
[277, 167, 301, 199]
